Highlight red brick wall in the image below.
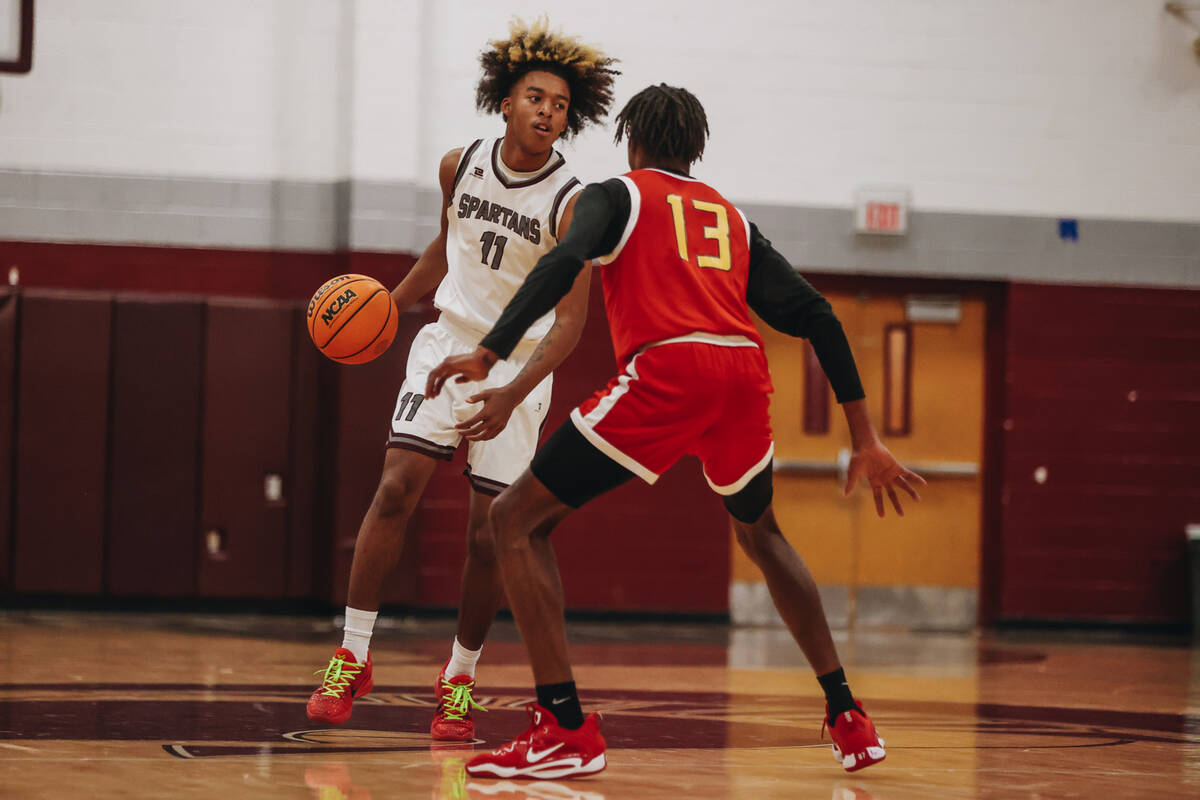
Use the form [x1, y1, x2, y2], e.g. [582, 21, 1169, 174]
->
[998, 283, 1200, 623]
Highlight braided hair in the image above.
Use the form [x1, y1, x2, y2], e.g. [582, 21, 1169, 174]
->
[613, 84, 710, 166]
[476, 17, 619, 139]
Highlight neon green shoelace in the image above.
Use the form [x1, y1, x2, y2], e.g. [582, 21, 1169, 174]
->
[439, 678, 486, 720]
[314, 655, 363, 698]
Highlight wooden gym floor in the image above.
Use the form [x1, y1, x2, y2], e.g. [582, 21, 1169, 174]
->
[0, 611, 1196, 799]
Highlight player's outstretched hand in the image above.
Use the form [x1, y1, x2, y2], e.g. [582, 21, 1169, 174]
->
[843, 440, 927, 517]
[456, 386, 519, 441]
[426, 346, 499, 399]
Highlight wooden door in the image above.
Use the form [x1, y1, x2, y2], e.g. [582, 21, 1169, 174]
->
[733, 290, 986, 629]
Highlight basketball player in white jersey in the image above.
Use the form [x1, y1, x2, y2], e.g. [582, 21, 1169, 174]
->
[306, 19, 618, 740]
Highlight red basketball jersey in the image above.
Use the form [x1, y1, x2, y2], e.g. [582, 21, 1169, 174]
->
[595, 169, 764, 367]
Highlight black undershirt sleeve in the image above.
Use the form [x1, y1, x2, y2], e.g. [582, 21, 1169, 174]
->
[479, 179, 630, 360]
[745, 223, 865, 403]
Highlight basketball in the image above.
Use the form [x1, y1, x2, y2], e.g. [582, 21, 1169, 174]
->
[306, 274, 398, 364]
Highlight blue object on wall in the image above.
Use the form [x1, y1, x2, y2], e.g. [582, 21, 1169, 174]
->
[1058, 219, 1079, 241]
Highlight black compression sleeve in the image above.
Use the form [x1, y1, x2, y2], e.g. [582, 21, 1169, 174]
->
[479, 180, 629, 359]
[745, 223, 865, 403]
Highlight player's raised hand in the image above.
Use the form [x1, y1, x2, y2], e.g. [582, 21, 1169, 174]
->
[426, 346, 499, 398]
[843, 440, 927, 517]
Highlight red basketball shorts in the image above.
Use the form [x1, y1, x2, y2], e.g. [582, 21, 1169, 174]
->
[569, 340, 775, 495]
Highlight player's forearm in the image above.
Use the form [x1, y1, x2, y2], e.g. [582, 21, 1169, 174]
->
[808, 318, 866, 404]
[391, 233, 449, 311]
[841, 398, 881, 449]
[480, 184, 617, 360]
[479, 252, 584, 359]
[502, 314, 584, 401]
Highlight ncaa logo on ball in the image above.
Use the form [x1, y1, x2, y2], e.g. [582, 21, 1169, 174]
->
[307, 274, 352, 318]
[320, 288, 358, 326]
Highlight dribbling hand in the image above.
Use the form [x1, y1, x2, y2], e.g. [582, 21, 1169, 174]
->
[425, 346, 499, 399]
[455, 386, 519, 441]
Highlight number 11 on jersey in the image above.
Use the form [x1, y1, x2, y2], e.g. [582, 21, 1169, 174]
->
[479, 231, 508, 270]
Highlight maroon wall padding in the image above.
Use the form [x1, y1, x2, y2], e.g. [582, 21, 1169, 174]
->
[327, 308, 431, 607]
[197, 300, 296, 598]
[0, 290, 17, 591]
[106, 296, 204, 597]
[286, 307, 322, 598]
[413, 280, 730, 613]
[1, 241, 415, 302]
[13, 291, 112, 594]
[1000, 283, 1200, 623]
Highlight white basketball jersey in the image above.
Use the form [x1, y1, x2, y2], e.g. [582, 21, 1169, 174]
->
[434, 138, 582, 343]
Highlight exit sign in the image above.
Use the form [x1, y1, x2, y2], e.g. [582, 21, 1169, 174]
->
[854, 187, 910, 235]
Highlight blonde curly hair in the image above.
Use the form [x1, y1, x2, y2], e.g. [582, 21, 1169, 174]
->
[476, 16, 619, 138]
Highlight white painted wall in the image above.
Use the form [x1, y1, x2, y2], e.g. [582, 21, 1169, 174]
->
[349, 0, 422, 182]
[1, 0, 1198, 220]
[0, 0, 348, 180]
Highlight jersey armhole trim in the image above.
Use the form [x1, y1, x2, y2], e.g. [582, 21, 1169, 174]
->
[549, 178, 582, 240]
[734, 207, 751, 250]
[594, 175, 640, 266]
[451, 139, 485, 193]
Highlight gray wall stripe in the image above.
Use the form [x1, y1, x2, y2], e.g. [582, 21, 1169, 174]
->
[1, 169, 1196, 288]
[741, 202, 1200, 289]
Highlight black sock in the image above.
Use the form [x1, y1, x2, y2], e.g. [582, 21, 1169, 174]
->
[817, 667, 858, 723]
[535, 681, 584, 730]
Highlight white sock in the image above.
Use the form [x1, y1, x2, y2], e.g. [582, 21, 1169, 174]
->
[445, 637, 482, 679]
[340, 607, 377, 664]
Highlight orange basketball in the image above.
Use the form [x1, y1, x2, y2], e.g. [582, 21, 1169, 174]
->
[306, 274, 398, 364]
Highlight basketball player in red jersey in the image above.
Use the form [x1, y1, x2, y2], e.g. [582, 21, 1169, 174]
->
[427, 84, 925, 778]
[305, 19, 617, 742]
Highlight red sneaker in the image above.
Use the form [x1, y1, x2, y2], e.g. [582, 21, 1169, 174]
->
[824, 703, 886, 772]
[306, 648, 373, 724]
[432, 659, 486, 741]
[466, 704, 606, 780]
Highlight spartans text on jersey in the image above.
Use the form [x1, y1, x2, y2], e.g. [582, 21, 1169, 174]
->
[457, 193, 541, 245]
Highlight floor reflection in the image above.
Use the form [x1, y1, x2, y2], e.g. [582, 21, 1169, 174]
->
[832, 787, 879, 800]
[464, 779, 607, 800]
[433, 756, 467, 800]
[304, 762, 372, 800]
[429, 756, 608, 800]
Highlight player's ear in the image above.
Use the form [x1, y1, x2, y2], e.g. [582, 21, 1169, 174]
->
[500, 95, 513, 119]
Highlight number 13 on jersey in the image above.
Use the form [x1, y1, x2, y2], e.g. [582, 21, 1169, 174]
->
[666, 194, 732, 271]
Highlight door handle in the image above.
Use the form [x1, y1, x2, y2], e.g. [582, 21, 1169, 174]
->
[774, 456, 979, 479]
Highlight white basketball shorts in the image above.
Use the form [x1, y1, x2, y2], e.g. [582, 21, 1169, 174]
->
[386, 316, 552, 494]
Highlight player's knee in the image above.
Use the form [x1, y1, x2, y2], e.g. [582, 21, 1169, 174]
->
[733, 522, 762, 564]
[733, 513, 783, 566]
[372, 469, 423, 520]
[466, 518, 497, 564]
[488, 488, 561, 550]
[487, 490, 524, 548]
